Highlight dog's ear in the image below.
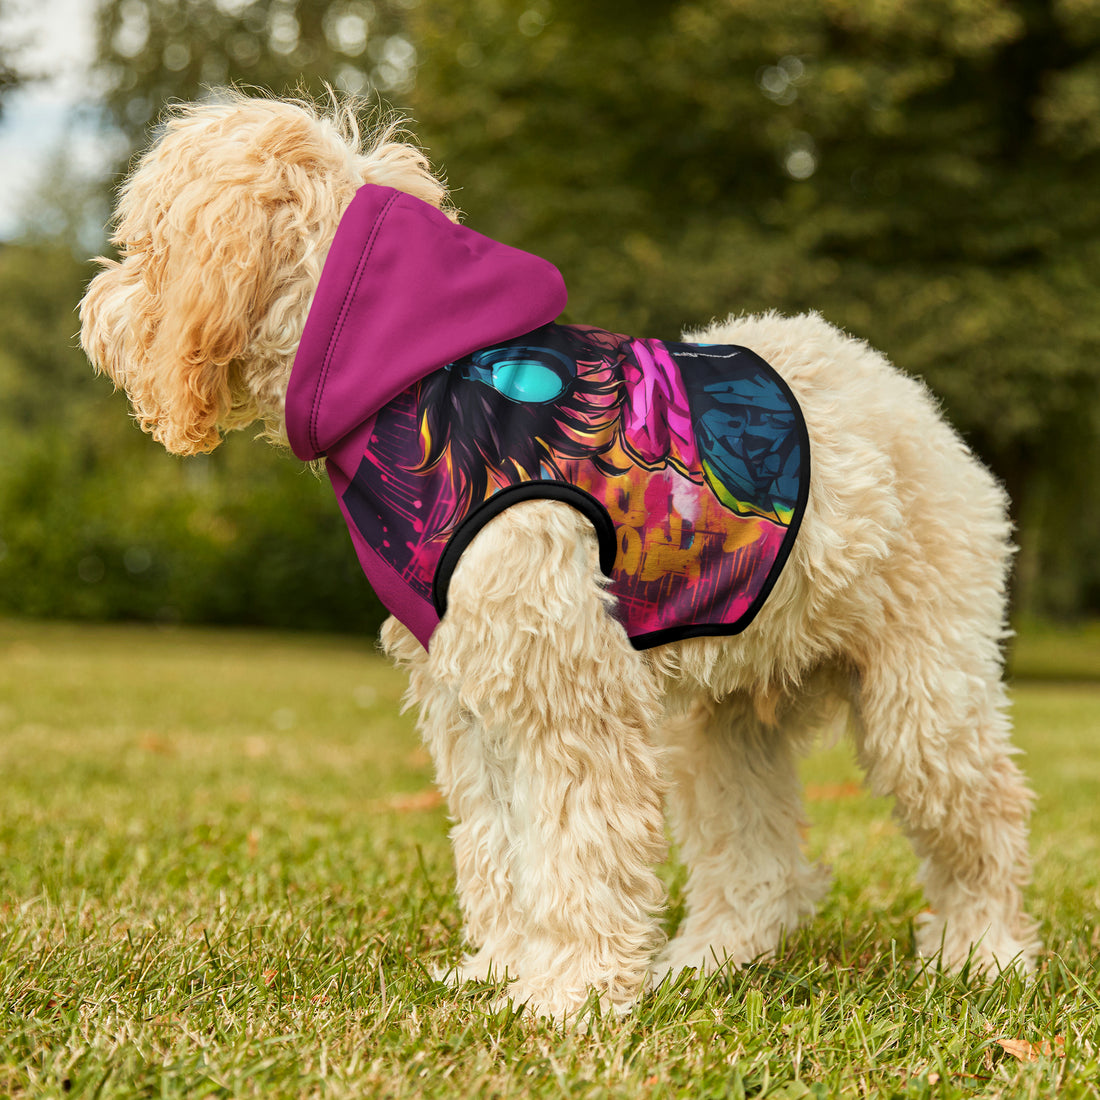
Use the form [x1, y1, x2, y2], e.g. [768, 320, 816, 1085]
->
[80, 96, 451, 456]
[81, 100, 345, 456]
[85, 178, 299, 456]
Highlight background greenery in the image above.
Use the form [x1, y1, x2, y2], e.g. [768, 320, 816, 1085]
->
[1, 0, 1099, 630]
[1, 619, 1097, 1097]
[3, 10, 1097, 1091]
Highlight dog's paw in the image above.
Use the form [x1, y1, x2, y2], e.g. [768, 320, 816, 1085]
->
[656, 917, 798, 981]
[656, 864, 830, 985]
[652, 941, 758, 987]
[433, 949, 511, 987]
[492, 980, 638, 1027]
[915, 911, 1039, 976]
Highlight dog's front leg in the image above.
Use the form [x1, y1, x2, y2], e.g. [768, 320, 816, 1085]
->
[426, 500, 668, 1022]
[382, 614, 524, 983]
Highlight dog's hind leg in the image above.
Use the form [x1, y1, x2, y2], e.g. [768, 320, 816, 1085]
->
[423, 500, 668, 1021]
[655, 689, 830, 982]
[852, 632, 1037, 973]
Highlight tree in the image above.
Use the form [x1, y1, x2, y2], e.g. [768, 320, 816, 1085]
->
[0, 239, 387, 631]
[20, 0, 1096, 622]
[0, 0, 415, 632]
[0, 0, 417, 632]
[407, 0, 1100, 615]
[0, 0, 30, 118]
[94, 0, 418, 150]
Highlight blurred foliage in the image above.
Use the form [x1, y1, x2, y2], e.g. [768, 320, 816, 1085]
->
[1, 0, 1099, 630]
[0, 0, 30, 118]
[0, 240, 385, 632]
[408, 0, 1100, 616]
[95, 0, 418, 145]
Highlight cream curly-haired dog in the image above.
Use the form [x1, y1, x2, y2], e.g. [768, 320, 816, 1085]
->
[80, 92, 1037, 1021]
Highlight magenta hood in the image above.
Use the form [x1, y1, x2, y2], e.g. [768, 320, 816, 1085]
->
[285, 185, 568, 461]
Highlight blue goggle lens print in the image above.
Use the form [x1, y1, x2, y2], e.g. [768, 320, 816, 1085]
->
[452, 346, 576, 404]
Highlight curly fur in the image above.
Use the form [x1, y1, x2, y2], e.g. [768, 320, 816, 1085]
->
[81, 89, 448, 455]
[80, 92, 1038, 1023]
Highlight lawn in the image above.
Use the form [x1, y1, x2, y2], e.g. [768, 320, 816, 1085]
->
[1, 618, 1097, 1098]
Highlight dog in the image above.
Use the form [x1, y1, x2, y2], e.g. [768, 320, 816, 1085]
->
[80, 92, 1038, 1022]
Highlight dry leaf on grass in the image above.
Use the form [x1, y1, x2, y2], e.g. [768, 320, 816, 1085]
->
[387, 789, 445, 812]
[406, 746, 432, 768]
[137, 731, 175, 755]
[804, 782, 862, 801]
[997, 1036, 1065, 1062]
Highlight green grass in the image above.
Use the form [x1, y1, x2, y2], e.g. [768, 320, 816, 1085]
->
[1008, 619, 1100, 683]
[1, 618, 1098, 1098]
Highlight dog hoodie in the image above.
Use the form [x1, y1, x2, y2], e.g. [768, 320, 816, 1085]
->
[285, 185, 809, 650]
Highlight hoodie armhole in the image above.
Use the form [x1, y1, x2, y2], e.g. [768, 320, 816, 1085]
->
[431, 481, 617, 618]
